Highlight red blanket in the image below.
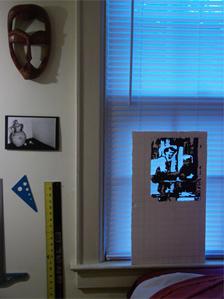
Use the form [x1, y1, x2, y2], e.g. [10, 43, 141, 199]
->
[150, 275, 224, 299]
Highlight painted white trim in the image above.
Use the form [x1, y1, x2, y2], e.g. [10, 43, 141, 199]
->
[76, 0, 104, 264]
[71, 260, 224, 271]
[71, 260, 224, 289]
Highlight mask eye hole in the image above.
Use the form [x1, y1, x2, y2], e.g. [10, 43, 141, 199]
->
[29, 45, 43, 68]
[13, 17, 46, 34]
[12, 44, 43, 68]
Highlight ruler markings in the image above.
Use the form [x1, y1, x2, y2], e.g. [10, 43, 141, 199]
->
[53, 182, 64, 299]
[45, 182, 63, 299]
[45, 182, 55, 299]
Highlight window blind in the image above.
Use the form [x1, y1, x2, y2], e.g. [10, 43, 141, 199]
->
[104, 0, 224, 259]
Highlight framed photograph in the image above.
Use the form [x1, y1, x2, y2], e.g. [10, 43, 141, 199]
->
[5, 116, 59, 151]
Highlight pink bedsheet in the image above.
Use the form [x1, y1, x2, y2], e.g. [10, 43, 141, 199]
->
[150, 275, 224, 299]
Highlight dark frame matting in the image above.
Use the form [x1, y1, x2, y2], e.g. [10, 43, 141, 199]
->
[5, 115, 59, 151]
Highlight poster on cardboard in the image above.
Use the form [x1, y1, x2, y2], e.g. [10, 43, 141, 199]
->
[150, 136, 202, 202]
[132, 131, 207, 265]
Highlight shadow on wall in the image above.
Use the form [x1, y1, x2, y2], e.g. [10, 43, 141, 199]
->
[35, 6, 67, 84]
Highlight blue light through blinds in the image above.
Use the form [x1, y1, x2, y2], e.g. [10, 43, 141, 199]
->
[104, 0, 224, 259]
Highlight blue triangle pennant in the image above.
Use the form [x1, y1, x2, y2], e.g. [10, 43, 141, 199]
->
[12, 175, 38, 212]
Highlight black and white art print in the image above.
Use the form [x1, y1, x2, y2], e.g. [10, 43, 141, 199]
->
[151, 137, 201, 201]
[5, 116, 59, 151]
[150, 134, 206, 202]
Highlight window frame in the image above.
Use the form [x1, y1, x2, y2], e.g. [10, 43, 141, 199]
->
[76, 0, 223, 267]
[76, 0, 105, 264]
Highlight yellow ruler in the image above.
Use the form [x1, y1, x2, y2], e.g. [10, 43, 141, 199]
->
[44, 182, 55, 299]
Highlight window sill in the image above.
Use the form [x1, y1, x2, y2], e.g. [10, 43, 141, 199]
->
[71, 259, 224, 271]
[70, 260, 224, 289]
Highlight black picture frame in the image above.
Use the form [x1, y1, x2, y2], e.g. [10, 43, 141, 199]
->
[5, 115, 59, 151]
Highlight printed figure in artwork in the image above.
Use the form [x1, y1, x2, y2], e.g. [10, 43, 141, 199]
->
[9, 120, 27, 147]
[177, 154, 198, 196]
[151, 145, 178, 201]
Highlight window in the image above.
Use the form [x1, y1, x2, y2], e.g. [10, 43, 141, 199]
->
[104, 0, 224, 260]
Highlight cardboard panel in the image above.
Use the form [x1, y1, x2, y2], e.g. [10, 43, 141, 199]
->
[132, 132, 207, 265]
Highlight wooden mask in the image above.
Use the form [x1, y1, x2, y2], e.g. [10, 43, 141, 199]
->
[8, 4, 51, 80]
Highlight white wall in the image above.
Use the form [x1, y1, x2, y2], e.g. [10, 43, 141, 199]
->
[0, 1, 127, 298]
[0, 1, 77, 298]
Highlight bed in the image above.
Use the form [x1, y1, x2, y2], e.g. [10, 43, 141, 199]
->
[127, 267, 224, 299]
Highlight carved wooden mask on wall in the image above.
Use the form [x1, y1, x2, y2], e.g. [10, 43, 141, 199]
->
[8, 4, 51, 80]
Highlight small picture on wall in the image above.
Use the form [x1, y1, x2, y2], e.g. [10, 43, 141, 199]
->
[5, 116, 59, 151]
